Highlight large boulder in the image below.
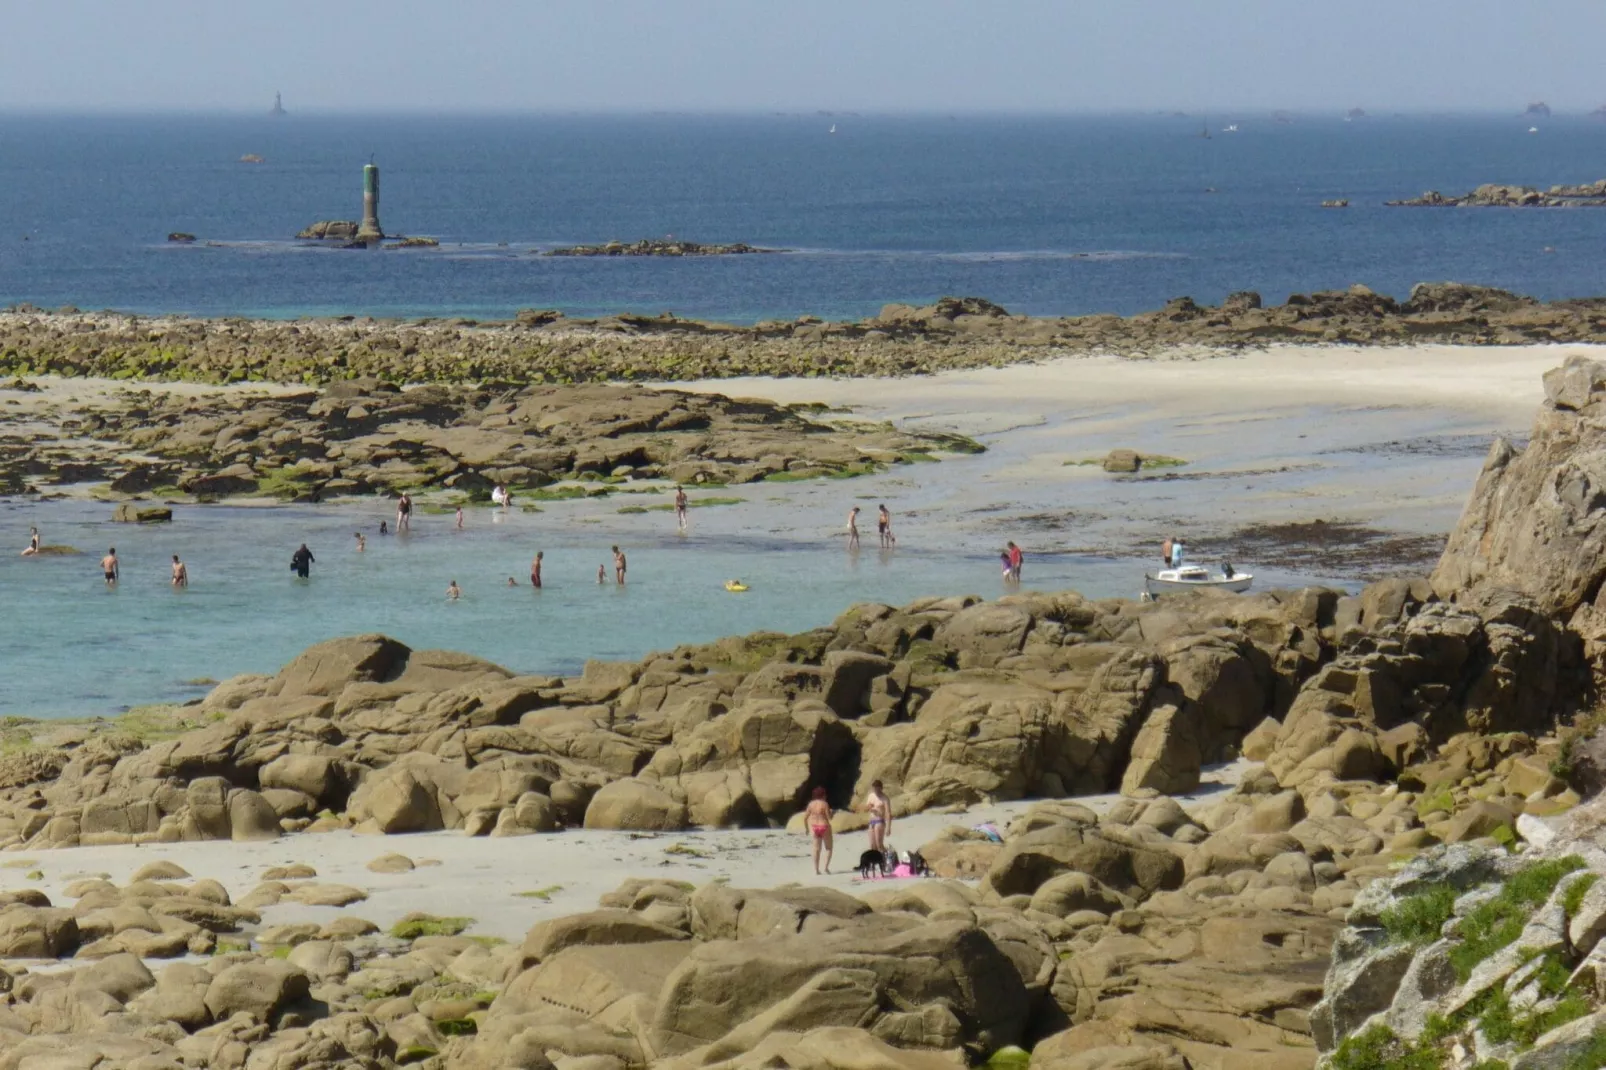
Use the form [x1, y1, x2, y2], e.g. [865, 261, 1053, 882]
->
[649, 917, 1029, 1056]
[1433, 355, 1606, 620]
[583, 779, 689, 830]
[266, 634, 413, 699]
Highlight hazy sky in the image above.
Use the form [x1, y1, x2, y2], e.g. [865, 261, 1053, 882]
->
[5, 0, 1605, 114]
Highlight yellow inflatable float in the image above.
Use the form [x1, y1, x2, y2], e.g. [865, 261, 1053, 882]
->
[724, 580, 749, 592]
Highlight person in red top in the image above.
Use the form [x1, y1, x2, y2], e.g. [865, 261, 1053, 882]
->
[1006, 541, 1023, 581]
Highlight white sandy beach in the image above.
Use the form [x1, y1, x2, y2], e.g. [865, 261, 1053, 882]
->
[2, 763, 1249, 945]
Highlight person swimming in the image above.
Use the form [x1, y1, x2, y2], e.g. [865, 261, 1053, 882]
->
[354, 532, 366, 552]
[379, 520, 389, 536]
[507, 576, 518, 587]
[447, 580, 461, 600]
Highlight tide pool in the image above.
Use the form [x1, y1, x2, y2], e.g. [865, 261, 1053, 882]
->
[1, 497, 1335, 719]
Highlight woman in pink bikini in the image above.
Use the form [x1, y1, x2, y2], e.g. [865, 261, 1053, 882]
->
[804, 787, 833, 875]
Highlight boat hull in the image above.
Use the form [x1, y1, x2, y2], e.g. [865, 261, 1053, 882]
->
[1143, 574, 1254, 596]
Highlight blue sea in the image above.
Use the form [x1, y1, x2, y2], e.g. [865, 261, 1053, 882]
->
[3, 112, 1606, 321]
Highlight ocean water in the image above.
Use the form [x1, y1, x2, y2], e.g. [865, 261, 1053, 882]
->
[2, 113, 1606, 321]
[0, 495, 1335, 719]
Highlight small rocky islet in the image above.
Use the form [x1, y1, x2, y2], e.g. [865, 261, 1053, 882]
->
[1389, 179, 1606, 208]
[4, 358, 1606, 1067]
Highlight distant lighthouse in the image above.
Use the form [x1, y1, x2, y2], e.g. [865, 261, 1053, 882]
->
[355, 162, 384, 244]
[269, 91, 286, 117]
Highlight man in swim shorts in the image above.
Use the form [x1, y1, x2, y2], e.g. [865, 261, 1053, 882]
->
[531, 551, 543, 588]
[171, 554, 188, 589]
[864, 780, 892, 853]
[804, 786, 833, 875]
[877, 504, 894, 548]
[847, 506, 860, 550]
[674, 485, 688, 529]
[612, 545, 627, 585]
[101, 547, 119, 587]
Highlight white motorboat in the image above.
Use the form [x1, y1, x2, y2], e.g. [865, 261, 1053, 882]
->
[1144, 564, 1254, 597]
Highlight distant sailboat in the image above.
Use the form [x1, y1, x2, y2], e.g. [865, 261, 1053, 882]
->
[828, 123, 837, 134]
[1223, 124, 1239, 133]
[269, 91, 287, 118]
[1529, 126, 1540, 134]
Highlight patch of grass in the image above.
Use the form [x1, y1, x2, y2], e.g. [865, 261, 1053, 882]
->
[389, 915, 474, 940]
[268, 945, 292, 959]
[1327, 1024, 1443, 1070]
[465, 935, 506, 948]
[762, 470, 817, 482]
[1381, 885, 1456, 946]
[1466, 951, 1592, 1049]
[1414, 783, 1457, 819]
[1489, 823, 1518, 850]
[1449, 856, 1587, 981]
[469, 990, 498, 1006]
[437, 1019, 478, 1037]
[895, 450, 939, 464]
[617, 505, 648, 514]
[516, 886, 563, 901]
[213, 940, 251, 956]
[1563, 873, 1599, 917]
[1563, 1031, 1606, 1070]
[397, 1045, 438, 1064]
[825, 461, 883, 479]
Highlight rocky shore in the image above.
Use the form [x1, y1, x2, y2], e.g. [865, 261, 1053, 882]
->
[4, 283, 1606, 388]
[4, 358, 1606, 1068]
[543, 240, 781, 257]
[1389, 181, 1606, 208]
[0, 378, 979, 500]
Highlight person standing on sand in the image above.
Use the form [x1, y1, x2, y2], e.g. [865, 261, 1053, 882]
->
[355, 532, 366, 552]
[447, 580, 461, 600]
[396, 493, 412, 533]
[847, 506, 860, 549]
[455, 505, 464, 530]
[531, 551, 543, 588]
[805, 787, 834, 875]
[290, 543, 314, 579]
[877, 504, 894, 548]
[612, 545, 627, 585]
[170, 554, 188, 589]
[863, 780, 892, 854]
[101, 547, 119, 587]
[21, 527, 39, 556]
[1006, 541, 1023, 582]
[675, 485, 688, 529]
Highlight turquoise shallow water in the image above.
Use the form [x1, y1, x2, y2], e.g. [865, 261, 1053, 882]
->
[0, 497, 1333, 719]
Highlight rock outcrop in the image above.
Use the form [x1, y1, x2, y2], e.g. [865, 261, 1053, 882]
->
[1312, 799, 1606, 1068]
[544, 239, 782, 257]
[0, 378, 979, 499]
[5, 282, 1606, 390]
[1389, 179, 1606, 207]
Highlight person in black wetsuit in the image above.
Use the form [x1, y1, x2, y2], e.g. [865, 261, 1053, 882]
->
[290, 543, 315, 579]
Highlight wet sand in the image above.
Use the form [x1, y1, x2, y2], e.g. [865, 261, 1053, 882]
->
[672, 343, 1586, 573]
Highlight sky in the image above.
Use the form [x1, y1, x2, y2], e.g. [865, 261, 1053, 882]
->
[3, 0, 1605, 114]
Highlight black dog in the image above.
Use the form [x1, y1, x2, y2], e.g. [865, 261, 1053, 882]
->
[857, 849, 889, 879]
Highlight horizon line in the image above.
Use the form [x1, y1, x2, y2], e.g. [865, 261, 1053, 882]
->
[0, 104, 1602, 119]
